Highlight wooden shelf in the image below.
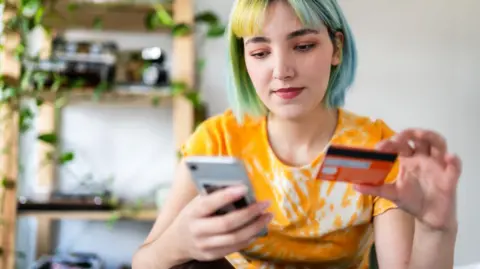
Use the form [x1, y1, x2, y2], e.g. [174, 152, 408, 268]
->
[43, 0, 173, 33]
[40, 86, 174, 106]
[1, 0, 195, 266]
[18, 209, 158, 221]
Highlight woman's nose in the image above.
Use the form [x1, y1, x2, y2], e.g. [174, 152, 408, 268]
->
[272, 54, 294, 81]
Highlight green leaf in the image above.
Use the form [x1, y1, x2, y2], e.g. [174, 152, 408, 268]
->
[54, 96, 67, 109]
[67, 3, 78, 12]
[1, 87, 17, 101]
[207, 23, 225, 38]
[171, 23, 192, 37]
[21, 0, 40, 18]
[93, 81, 109, 101]
[106, 211, 121, 229]
[151, 96, 160, 107]
[14, 44, 25, 61]
[93, 16, 103, 30]
[1, 177, 15, 189]
[58, 151, 74, 165]
[70, 78, 86, 89]
[184, 92, 201, 107]
[195, 11, 219, 25]
[38, 133, 57, 145]
[5, 16, 20, 31]
[51, 74, 67, 92]
[170, 81, 188, 95]
[196, 58, 206, 73]
[33, 6, 44, 25]
[144, 11, 159, 30]
[19, 107, 34, 132]
[153, 4, 174, 26]
[36, 97, 44, 107]
[33, 71, 48, 90]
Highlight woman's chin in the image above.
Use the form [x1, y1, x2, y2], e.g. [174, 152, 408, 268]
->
[269, 106, 311, 121]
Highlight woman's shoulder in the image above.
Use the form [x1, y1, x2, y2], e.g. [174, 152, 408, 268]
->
[180, 109, 262, 157]
[194, 108, 263, 141]
[338, 108, 397, 141]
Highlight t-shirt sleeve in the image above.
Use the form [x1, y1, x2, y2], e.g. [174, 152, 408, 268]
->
[179, 119, 221, 157]
[372, 119, 400, 217]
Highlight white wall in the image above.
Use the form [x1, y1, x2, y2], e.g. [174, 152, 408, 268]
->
[339, 0, 480, 265]
[14, 0, 480, 268]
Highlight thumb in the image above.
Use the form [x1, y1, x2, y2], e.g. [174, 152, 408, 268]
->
[444, 153, 462, 183]
[354, 183, 399, 203]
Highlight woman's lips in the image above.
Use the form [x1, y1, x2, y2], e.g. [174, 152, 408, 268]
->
[273, 87, 304, 100]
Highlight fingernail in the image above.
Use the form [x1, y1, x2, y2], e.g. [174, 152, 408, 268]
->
[230, 185, 247, 195]
[259, 201, 271, 210]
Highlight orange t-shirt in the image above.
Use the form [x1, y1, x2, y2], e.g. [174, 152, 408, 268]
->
[180, 108, 399, 269]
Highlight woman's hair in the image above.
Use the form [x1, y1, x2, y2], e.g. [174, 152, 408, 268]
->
[225, 0, 358, 123]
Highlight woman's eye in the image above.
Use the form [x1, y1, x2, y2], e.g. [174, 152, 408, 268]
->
[251, 51, 270, 59]
[295, 44, 316, 52]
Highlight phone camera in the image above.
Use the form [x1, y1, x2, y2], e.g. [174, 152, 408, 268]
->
[189, 164, 197, 171]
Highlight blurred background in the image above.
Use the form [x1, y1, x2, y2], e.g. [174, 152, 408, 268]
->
[0, 0, 478, 268]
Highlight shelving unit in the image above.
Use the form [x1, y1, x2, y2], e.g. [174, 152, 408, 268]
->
[40, 86, 173, 106]
[0, 0, 197, 267]
[18, 209, 158, 221]
[42, 0, 174, 33]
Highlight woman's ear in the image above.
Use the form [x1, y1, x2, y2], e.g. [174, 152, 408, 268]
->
[331, 31, 344, 66]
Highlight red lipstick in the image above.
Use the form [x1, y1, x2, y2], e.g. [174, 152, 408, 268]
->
[274, 87, 304, 100]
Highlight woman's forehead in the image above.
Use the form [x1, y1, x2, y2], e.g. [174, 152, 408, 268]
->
[231, 0, 327, 39]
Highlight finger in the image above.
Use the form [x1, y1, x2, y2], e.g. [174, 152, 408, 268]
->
[421, 130, 448, 156]
[376, 137, 414, 157]
[411, 130, 449, 160]
[410, 136, 430, 156]
[205, 240, 256, 259]
[354, 183, 399, 203]
[195, 200, 271, 235]
[445, 153, 462, 181]
[396, 129, 448, 156]
[199, 213, 272, 249]
[193, 185, 248, 217]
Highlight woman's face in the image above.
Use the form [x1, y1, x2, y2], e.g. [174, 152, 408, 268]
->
[243, 1, 342, 120]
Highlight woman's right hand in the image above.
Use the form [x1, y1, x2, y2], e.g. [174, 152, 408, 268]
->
[170, 185, 273, 262]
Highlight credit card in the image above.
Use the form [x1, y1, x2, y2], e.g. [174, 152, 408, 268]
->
[317, 144, 398, 186]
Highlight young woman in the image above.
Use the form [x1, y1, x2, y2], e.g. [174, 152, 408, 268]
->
[132, 1, 462, 268]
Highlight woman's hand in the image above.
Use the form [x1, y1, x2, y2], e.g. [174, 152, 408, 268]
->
[354, 129, 462, 231]
[170, 185, 272, 262]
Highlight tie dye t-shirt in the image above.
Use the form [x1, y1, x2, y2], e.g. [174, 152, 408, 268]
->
[180, 108, 400, 269]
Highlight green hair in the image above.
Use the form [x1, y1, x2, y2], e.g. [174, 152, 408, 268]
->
[226, 0, 358, 123]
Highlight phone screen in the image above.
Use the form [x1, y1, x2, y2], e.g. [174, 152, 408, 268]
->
[202, 183, 249, 215]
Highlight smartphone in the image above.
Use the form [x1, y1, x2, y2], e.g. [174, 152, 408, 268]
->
[317, 144, 398, 186]
[184, 156, 268, 236]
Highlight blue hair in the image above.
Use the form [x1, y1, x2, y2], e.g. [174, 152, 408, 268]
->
[226, 0, 358, 122]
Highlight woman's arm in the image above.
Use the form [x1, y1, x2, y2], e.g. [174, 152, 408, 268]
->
[374, 209, 414, 269]
[358, 128, 461, 269]
[408, 220, 457, 269]
[374, 208, 457, 269]
[132, 160, 199, 269]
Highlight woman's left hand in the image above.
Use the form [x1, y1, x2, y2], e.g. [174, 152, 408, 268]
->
[354, 129, 463, 231]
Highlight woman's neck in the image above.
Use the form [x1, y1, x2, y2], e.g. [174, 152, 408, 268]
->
[266, 106, 339, 167]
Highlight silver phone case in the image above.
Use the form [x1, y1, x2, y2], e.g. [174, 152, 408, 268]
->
[184, 156, 268, 236]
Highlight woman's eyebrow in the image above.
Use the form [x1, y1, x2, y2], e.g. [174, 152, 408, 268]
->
[245, 28, 320, 45]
